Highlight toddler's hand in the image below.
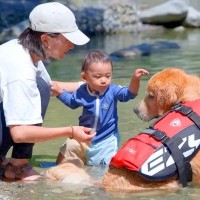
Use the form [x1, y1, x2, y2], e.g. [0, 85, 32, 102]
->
[50, 81, 63, 96]
[134, 68, 149, 78]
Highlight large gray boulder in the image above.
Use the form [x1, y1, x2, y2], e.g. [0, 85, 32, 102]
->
[139, 0, 188, 28]
[183, 6, 200, 27]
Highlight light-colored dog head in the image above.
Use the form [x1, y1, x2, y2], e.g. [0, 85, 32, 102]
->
[45, 158, 92, 185]
[134, 68, 200, 121]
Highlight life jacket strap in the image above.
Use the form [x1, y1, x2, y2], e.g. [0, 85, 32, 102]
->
[143, 128, 192, 187]
[172, 102, 200, 130]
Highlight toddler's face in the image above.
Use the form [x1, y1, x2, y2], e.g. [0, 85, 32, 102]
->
[83, 62, 112, 94]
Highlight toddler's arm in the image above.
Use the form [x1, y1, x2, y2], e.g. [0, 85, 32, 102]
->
[129, 68, 149, 95]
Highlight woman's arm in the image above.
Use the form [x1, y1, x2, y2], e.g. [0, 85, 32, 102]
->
[9, 125, 95, 143]
[52, 81, 83, 93]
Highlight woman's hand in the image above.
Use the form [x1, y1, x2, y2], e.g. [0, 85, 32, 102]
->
[70, 126, 96, 142]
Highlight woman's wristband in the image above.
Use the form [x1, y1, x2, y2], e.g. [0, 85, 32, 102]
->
[69, 126, 74, 139]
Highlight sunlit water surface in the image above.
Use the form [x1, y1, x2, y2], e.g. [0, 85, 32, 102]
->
[3, 29, 200, 200]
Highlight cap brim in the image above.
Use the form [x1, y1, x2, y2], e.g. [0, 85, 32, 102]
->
[62, 29, 90, 45]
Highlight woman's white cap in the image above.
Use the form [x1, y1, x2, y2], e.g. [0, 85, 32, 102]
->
[29, 2, 90, 45]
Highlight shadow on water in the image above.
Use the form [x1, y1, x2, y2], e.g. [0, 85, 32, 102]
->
[3, 29, 200, 199]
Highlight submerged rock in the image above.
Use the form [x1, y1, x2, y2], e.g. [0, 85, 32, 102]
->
[110, 40, 180, 60]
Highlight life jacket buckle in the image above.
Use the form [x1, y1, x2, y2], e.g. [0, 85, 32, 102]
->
[171, 102, 182, 111]
[178, 106, 192, 115]
[153, 130, 167, 141]
[171, 102, 192, 115]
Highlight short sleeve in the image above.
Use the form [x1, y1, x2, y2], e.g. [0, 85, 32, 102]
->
[113, 85, 136, 102]
[2, 79, 42, 126]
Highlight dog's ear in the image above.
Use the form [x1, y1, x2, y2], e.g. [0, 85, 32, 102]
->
[156, 83, 179, 115]
[149, 68, 186, 115]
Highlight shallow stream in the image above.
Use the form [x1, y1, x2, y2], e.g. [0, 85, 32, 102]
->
[2, 28, 200, 199]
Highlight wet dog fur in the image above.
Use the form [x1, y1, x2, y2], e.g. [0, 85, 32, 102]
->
[46, 68, 200, 191]
[45, 158, 92, 185]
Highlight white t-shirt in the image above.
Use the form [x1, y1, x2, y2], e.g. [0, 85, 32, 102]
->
[0, 39, 52, 126]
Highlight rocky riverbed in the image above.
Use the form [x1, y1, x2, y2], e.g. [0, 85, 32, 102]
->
[1, 0, 200, 43]
[0, 181, 31, 200]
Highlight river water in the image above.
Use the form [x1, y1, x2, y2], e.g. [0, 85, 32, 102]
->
[2, 28, 200, 199]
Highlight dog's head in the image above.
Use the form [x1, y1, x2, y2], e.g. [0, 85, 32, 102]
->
[134, 68, 189, 121]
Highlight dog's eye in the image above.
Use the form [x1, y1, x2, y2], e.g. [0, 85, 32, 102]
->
[148, 92, 154, 99]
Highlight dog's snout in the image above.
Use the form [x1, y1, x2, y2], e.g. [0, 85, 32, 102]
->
[133, 105, 151, 122]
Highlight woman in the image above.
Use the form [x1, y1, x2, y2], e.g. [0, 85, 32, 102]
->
[0, 2, 95, 181]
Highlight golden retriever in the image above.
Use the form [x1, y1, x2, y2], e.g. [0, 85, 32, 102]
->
[102, 68, 200, 191]
[46, 68, 200, 191]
